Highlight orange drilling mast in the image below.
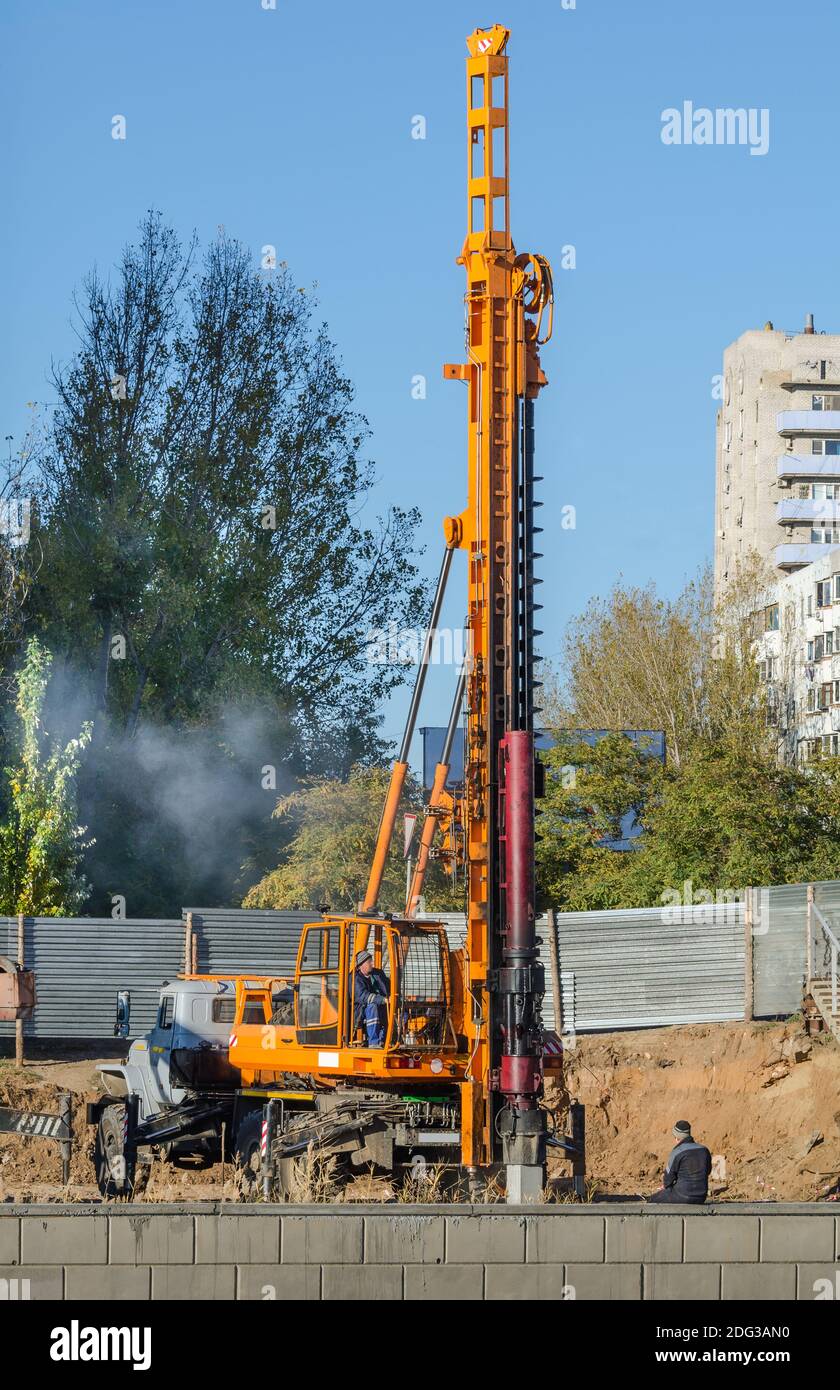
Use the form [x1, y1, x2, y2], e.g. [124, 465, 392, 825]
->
[221, 23, 568, 1200]
[441, 21, 554, 1196]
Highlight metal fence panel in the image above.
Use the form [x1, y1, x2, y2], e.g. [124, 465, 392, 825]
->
[809, 880, 840, 986]
[553, 902, 746, 1031]
[0, 918, 183, 1040]
[753, 885, 806, 1018]
[752, 880, 840, 1017]
[185, 908, 314, 976]
[417, 913, 573, 1033]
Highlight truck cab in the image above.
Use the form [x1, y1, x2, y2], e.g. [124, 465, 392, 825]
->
[98, 977, 241, 1119]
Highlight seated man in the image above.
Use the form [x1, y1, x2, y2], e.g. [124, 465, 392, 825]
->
[353, 949, 389, 1046]
[648, 1120, 712, 1205]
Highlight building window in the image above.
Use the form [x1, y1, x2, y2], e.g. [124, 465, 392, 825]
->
[764, 604, 779, 631]
[812, 394, 840, 410]
[833, 680, 840, 705]
[820, 683, 832, 710]
[797, 482, 840, 499]
[811, 525, 840, 544]
[807, 687, 816, 712]
[817, 579, 833, 608]
[810, 439, 840, 455]
[834, 574, 840, 601]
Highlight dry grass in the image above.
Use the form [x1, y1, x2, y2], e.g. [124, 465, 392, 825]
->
[284, 1144, 343, 1203]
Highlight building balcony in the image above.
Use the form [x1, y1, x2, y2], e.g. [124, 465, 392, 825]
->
[781, 377, 840, 391]
[774, 542, 838, 569]
[777, 410, 840, 436]
[777, 454, 840, 479]
[776, 499, 840, 524]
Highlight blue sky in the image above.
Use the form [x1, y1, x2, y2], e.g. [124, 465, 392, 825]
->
[2, 0, 839, 757]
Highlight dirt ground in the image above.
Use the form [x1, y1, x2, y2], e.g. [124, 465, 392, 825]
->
[1, 1019, 838, 1203]
[554, 1019, 840, 1202]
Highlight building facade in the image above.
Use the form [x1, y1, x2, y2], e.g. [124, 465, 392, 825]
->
[715, 317, 840, 591]
[754, 545, 840, 764]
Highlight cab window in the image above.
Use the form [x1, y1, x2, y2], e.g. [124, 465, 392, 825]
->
[158, 995, 175, 1030]
[212, 997, 236, 1024]
[296, 926, 341, 1046]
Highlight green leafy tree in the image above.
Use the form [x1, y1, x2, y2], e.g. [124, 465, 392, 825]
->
[244, 764, 462, 915]
[33, 211, 426, 748]
[538, 736, 840, 912]
[537, 559, 840, 910]
[0, 639, 92, 915]
[22, 213, 429, 914]
[535, 733, 663, 911]
[545, 554, 774, 769]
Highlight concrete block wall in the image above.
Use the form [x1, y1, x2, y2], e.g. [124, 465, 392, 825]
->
[0, 1203, 837, 1300]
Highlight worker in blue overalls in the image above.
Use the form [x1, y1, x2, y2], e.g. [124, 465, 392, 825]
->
[353, 949, 390, 1047]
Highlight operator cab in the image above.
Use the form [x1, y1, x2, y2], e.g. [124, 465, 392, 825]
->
[293, 915, 453, 1053]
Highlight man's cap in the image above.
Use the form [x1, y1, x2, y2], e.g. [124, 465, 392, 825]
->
[673, 1120, 692, 1139]
[355, 950, 372, 966]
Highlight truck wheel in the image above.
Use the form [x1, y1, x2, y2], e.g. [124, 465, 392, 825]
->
[94, 1104, 133, 1199]
[234, 1111, 263, 1197]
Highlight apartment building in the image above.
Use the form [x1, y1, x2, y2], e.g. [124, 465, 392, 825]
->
[715, 316, 840, 591]
[754, 546, 840, 764]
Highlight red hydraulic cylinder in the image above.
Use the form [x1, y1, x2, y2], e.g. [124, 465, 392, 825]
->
[498, 731, 544, 1121]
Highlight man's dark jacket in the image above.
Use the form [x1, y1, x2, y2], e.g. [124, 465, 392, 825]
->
[663, 1138, 712, 1200]
[353, 967, 389, 1029]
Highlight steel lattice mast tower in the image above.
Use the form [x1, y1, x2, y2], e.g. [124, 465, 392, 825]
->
[444, 23, 554, 1196]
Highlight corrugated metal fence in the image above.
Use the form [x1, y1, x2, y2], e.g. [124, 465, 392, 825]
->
[417, 913, 574, 1034]
[553, 902, 747, 1031]
[0, 918, 183, 1041]
[751, 879, 840, 1017]
[0, 883, 833, 1041]
[186, 908, 312, 977]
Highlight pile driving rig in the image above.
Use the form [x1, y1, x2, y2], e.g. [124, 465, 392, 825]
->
[90, 23, 583, 1203]
[224, 22, 579, 1200]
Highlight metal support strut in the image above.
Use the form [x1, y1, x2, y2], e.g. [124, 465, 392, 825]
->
[362, 544, 455, 914]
